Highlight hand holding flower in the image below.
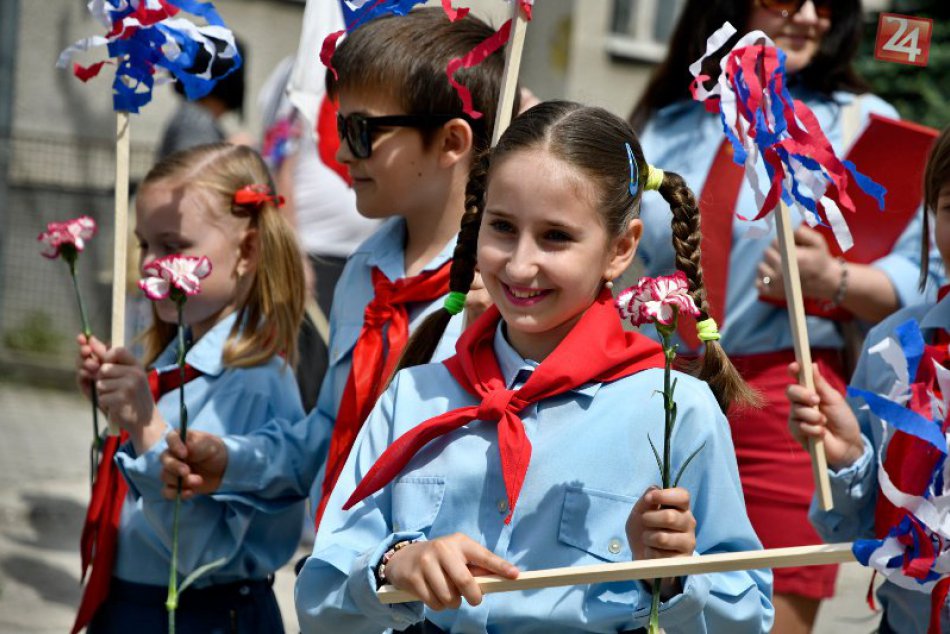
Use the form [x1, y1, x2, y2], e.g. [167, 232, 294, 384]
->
[94, 341, 167, 454]
[626, 486, 695, 600]
[159, 430, 229, 501]
[76, 333, 103, 402]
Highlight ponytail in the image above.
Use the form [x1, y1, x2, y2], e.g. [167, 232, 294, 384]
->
[223, 198, 304, 368]
[659, 170, 760, 411]
[395, 150, 490, 372]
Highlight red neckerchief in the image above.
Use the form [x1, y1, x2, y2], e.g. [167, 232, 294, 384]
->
[72, 364, 203, 633]
[677, 139, 743, 349]
[341, 288, 666, 524]
[315, 262, 452, 530]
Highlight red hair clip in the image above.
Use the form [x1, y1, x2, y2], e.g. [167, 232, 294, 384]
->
[233, 184, 285, 209]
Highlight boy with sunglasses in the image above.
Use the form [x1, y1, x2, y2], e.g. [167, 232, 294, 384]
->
[155, 7, 517, 532]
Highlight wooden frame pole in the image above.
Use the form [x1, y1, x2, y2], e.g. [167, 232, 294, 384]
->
[775, 201, 834, 510]
[109, 110, 130, 436]
[378, 543, 855, 604]
[490, 1, 529, 146]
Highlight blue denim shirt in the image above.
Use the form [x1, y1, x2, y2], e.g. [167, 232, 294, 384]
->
[638, 89, 943, 355]
[810, 291, 950, 633]
[297, 324, 774, 633]
[219, 216, 463, 510]
[114, 313, 305, 586]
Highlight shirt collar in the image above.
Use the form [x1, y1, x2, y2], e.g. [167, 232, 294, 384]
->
[356, 216, 458, 281]
[152, 311, 239, 377]
[920, 289, 950, 332]
[490, 322, 601, 398]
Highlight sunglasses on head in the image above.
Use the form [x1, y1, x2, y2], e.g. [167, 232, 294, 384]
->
[758, 0, 832, 19]
[336, 112, 462, 159]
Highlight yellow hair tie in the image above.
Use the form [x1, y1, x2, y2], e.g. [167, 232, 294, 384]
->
[645, 165, 665, 191]
[696, 318, 721, 342]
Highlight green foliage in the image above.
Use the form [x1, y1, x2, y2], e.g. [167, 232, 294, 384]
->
[856, 1, 950, 128]
[3, 311, 63, 355]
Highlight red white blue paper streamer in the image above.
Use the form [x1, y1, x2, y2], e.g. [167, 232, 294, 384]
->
[323, 0, 532, 119]
[848, 319, 950, 631]
[689, 22, 886, 252]
[57, 0, 242, 113]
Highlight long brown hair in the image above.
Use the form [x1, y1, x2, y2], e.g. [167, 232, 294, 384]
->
[920, 125, 950, 290]
[398, 101, 756, 410]
[629, 0, 869, 132]
[139, 143, 305, 369]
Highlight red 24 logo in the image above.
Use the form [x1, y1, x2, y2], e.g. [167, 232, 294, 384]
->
[874, 13, 933, 67]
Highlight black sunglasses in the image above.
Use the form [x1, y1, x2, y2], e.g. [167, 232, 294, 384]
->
[336, 113, 461, 159]
[758, 0, 832, 19]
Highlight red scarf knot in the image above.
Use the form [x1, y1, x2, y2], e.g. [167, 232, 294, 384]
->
[477, 388, 517, 420]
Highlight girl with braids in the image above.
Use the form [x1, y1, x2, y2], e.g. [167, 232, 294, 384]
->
[631, 2, 943, 631]
[73, 143, 306, 632]
[294, 101, 772, 633]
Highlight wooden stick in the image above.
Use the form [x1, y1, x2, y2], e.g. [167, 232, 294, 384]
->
[774, 201, 833, 510]
[109, 110, 130, 436]
[378, 543, 855, 604]
[490, 1, 529, 146]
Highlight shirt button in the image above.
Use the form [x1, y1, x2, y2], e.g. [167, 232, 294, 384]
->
[393, 522, 401, 532]
[239, 585, 251, 596]
[497, 499, 509, 514]
[608, 538, 623, 555]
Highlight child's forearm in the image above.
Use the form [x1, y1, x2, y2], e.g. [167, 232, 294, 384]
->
[129, 408, 170, 455]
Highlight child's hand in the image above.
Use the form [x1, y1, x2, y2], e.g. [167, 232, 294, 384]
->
[626, 487, 696, 561]
[384, 533, 519, 611]
[95, 343, 157, 434]
[160, 430, 228, 500]
[786, 362, 865, 471]
[76, 334, 103, 401]
[626, 487, 695, 600]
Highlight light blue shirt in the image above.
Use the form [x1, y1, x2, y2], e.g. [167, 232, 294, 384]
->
[809, 291, 950, 633]
[114, 313, 306, 587]
[219, 216, 464, 509]
[296, 325, 774, 633]
[638, 89, 943, 355]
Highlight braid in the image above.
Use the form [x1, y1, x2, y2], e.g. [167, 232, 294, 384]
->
[659, 171, 760, 411]
[394, 150, 490, 373]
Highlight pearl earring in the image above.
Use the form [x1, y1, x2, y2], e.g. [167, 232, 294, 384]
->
[604, 280, 614, 290]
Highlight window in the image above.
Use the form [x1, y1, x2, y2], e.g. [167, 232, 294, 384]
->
[608, 0, 685, 62]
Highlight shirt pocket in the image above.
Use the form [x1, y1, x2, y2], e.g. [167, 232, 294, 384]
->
[391, 476, 446, 535]
[329, 322, 362, 366]
[558, 485, 635, 563]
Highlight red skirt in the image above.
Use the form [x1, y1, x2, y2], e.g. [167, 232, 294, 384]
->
[728, 348, 846, 600]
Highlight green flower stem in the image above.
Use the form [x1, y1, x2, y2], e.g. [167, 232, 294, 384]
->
[167, 296, 188, 634]
[166, 487, 182, 634]
[649, 321, 677, 634]
[67, 253, 101, 488]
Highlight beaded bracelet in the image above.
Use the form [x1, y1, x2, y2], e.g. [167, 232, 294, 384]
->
[824, 257, 848, 310]
[375, 540, 415, 588]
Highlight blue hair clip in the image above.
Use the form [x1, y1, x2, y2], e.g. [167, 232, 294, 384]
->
[625, 142, 639, 197]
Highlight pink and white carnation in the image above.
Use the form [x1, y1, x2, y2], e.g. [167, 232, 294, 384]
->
[616, 271, 700, 327]
[139, 254, 212, 301]
[38, 216, 97, 259]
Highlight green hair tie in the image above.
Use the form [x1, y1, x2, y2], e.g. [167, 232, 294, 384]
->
[696, 318, 721, 342]
[645, 165, 665, 191]
[443, 291, 467, 316]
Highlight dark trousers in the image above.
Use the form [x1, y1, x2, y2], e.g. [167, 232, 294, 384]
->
[88, 577, 283, 634]
[399, 621, 646, 633]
